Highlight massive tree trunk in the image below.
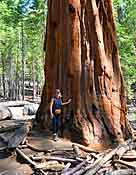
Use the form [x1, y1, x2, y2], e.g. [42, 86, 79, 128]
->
[37, 0, 129, 148]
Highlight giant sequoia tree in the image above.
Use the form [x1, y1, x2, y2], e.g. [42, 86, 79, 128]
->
[37, 0, 129, 148]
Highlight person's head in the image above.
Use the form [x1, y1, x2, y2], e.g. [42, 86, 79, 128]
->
[55, 89, 62, 98]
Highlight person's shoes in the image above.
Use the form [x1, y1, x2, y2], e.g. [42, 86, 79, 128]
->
[53, 133, 58, 141]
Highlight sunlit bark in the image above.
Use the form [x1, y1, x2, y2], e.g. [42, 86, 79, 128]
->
[37, 0, 128, 149]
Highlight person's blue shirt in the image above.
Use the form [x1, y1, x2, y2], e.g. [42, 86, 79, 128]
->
[52, 98, 62, 115]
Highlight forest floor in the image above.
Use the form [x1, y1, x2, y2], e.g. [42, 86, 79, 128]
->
[0, 99, 136, 175]
[0, 99, 74, 175]
[0, 130, 73, 175]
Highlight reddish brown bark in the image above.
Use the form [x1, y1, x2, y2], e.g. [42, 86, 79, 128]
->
[36, 0, 129, 148]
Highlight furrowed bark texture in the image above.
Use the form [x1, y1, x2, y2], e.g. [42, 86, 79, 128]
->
[37, 0, 128, 147]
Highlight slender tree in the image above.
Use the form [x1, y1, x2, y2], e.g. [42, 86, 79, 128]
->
[1, 56, 6, 98]
[32, 58, 36, 100]
[21, 21, 26, 101]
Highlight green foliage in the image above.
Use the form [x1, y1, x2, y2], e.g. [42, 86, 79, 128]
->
[0, 0, 46, 91]
[113, 0, 136, 98]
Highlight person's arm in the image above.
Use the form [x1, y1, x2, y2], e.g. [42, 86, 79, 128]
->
[61, 99, 71, 106]
[50, 98, 54, 118]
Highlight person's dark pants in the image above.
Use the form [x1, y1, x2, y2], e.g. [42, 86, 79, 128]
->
[52, 115, 60, 135]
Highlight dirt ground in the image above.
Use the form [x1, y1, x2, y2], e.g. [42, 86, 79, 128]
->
[0, 128, 74, 175]
[0, 152, 33, 175]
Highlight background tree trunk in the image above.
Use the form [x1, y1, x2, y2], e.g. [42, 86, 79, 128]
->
[1, 56, 6, 98]
[21, 21, 26, 101]
[37, 0, 128, 148]
[32, 58, 36, 101]
[15, 30, 20, 101]
[8, 52, 15, 101]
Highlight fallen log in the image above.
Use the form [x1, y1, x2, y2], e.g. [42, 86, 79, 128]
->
[102, 160, 112, 167]
[63, 161, 87, 175]
[114, 143, 136, 158]
[0, 125, 21, 133]
[16, 148, 37, 166]
[85, 144, 136, 175]
[63, 163, 71, 174]
[89, 152, 101, 159]
[0, 101, 32, 107]
[63, 157, 91, 175]
[72, 145, 80, 157]
[8, 123, 31, 149]
[121, 150, 136, 160]
[0, 105, 11, 121]
[72, 143, 98, 153]
[18, 145, 28, 149]
[74, 143, 136, 175]
[0, 146, 7, 151]
[22, 137, 27, 145]
[98, 167, 113, 174]
[32, 155, 77, 163]
[74, 155, 103, 175]
[31, 155, 44, 161]
[16, 148, 47, 175]
[109, 169, 136, 175]
[36, 161, 65, 171]
[0, 121, 31, 150]
[0, 120, 24, 133]
[113, 159, 136, 169]
[0, 134, 9, 143]
[76, 157, 84, 162]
